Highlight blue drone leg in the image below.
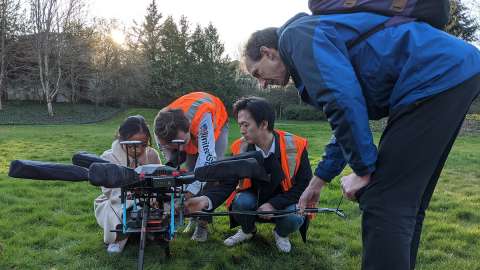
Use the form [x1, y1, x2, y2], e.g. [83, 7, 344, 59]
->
[179, 189, 183, 227]
[123, 192, 127, 234]
[170, 193, 174, 240]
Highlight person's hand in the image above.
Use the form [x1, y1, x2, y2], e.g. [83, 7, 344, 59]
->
[184, 196, 209, 213]
[150, 198, 159, 208]
[258, 203, 276, 220]
[183, 191, 195, 200]
[297, 175, 326, 217]
[340, 173, 371, 202]
[173, 198, 180, 210]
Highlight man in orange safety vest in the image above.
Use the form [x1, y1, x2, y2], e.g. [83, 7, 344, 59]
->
[154, 91, 229, 242]
[185, 97, 312, 252]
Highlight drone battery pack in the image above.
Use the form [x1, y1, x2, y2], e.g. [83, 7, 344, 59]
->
[152, 176, 176, 188]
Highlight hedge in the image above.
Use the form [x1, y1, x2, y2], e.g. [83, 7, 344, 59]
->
[282, 104, 326, 121]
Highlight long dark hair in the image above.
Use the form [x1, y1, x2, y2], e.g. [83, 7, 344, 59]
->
[115, 115, 153, 146]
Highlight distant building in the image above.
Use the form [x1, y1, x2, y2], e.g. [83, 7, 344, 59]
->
[5, 87, 69, 102]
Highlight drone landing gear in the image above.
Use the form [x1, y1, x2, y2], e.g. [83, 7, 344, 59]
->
[154, 235, 173, 258]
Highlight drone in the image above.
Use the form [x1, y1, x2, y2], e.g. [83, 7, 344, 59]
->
[8, 140, 344, 270]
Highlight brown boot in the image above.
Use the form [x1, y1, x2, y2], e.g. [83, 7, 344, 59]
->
[191, 220, 208, 242]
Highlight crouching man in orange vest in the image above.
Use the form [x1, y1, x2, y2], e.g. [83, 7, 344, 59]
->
[154, 92, 229, 242]
[185, 97, 312, 252]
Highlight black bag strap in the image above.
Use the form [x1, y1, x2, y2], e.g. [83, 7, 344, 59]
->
[347, 23, 386, 50]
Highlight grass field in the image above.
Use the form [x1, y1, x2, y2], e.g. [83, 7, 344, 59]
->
[0, 108, 479, 269]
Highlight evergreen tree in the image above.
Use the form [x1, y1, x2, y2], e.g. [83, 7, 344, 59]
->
[133, 7, 239, 109]
[131, 0, 167, 108]
[175, 15, 195, 96]
[190, 23, 212, 91]
[445, 0, 479, 42]
[203, 23, 241, 107]
[132, 0, 162, 62]
[150, 15, 181, 106]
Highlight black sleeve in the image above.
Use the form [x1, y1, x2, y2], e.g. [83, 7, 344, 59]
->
[203, 179, 238, 209]
[267, 147, 312, 210]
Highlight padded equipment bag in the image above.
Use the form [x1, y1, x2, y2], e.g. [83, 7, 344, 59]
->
[9, 159, 89, 182]
[72, 151, 109, 169]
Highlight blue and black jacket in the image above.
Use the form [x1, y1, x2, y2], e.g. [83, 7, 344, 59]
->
[277, 12, 480, 181]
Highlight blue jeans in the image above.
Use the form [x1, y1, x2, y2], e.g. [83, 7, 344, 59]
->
[230, 191, 304, 238]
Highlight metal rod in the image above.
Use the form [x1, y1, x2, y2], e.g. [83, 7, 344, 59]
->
[137, 203, 149, 270]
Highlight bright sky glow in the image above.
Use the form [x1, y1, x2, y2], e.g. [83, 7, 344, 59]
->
[89, 0, 480, 56]
[110, 29, 125, 44]
[89, 0, 312, 59]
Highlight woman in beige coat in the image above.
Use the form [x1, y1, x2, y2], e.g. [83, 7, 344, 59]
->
[94, 115, 161, 253]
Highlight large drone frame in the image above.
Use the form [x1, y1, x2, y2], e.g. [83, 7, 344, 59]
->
[8, 140, 344, 270]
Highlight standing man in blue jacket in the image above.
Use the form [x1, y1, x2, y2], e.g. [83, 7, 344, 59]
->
[244, 12, 480, 270]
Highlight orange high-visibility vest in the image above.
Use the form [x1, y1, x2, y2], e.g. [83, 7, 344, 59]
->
[225, 130, 308, 209]
[166, 92, 228, 155]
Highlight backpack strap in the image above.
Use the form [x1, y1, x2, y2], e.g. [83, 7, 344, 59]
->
[347, 15, 418, 51]
[347, 23, 386, 50]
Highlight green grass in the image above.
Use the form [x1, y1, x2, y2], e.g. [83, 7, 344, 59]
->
[0, 108, 479, 269]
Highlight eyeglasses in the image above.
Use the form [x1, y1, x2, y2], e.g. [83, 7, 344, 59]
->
[126, 143, 150, 152]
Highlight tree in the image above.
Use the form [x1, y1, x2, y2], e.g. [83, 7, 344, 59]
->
[154, 15, 182, 104]
[131, 9, 239, 108]
[61, 21, 95, 105]
[132, 0, 162, 62]
[190, 22, 240, 107]
[28, 0, 86, 116]
[86, 18, 149, 107]
[263, 83, 302, 118]
[0, 0, 22, 110]
[444, 0, 479, 42]
[87, 18, 122, 107]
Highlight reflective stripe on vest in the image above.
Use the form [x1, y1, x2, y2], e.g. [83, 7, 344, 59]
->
[185, 93, 218, 131]
[237, 132, 297, 188]
[283, 132, 298, 183]
[226, 131, 306, 211]
[167, 92, 227, 154]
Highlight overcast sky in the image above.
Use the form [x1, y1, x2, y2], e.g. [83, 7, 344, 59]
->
[88, 0, 312, 59]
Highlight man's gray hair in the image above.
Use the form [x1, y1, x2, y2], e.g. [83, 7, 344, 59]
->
[244, 27, 279, 61]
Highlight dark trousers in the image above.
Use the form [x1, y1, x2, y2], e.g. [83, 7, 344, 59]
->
[359, 72, 480, 270]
